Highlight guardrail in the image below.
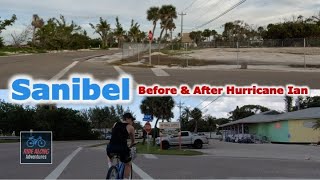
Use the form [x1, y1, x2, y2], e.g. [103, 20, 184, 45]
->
[0, 136, 20, 140]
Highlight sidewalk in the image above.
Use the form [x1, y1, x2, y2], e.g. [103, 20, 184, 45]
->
[200, 140, 320, 162]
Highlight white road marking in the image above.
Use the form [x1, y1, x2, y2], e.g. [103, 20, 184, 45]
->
[113, 66, 137, 87]
[50, 61, 79, 80]
[45, 147, 83, 180]
[151, 68, 170, 76]
[132, 162, 154, 179]
[143, 154, 158, 159]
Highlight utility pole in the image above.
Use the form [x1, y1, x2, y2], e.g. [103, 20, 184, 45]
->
[179, 12, 187, 41]
[177, 100, 185, 121]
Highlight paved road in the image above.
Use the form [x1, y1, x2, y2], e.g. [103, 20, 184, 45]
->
[1, 140, 320, 179]
[1, 51, 320, 89]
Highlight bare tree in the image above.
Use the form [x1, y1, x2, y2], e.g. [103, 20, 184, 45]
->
[11, 26, 33, 47]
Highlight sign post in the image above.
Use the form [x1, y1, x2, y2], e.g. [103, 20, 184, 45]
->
[144, 122, 152, 152]
[148, 30, 153, 66]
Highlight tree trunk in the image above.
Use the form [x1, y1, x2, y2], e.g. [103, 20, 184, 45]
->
[152, 22, 157, 38]
[32, 27, 36, 46]
[158, 28, 165, 51]
[152, 118, 160, 146]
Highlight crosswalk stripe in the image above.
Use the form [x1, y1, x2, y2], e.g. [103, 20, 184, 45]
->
[143, 154, 158, 159]
[151, 68, 170, 76]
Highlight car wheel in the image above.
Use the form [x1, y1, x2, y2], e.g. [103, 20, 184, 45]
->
[193, 140, 203, 149]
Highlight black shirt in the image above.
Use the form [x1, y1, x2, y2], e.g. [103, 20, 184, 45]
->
[109, 122, 129, 147]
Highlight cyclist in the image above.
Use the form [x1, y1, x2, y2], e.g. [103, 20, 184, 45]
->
[106, 112, 136, 179]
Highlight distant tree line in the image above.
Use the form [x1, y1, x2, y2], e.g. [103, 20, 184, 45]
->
[0, 101, 142, 140]
[189, 12, 320, 44]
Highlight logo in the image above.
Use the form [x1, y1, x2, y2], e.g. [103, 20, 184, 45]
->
[20, 131, 52, 164]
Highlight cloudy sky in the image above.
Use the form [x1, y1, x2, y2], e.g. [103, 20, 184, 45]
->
[1, 0, 320, 43]
[1, 89, 320, 127]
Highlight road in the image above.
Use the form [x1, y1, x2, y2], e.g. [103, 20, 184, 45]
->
[1, 140, 320, 179]
[0, 50, 320, 89]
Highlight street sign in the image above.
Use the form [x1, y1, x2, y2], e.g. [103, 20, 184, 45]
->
[144, 122, 152, 134]
[143, 114, 153, 121]
[159, 122, 181, 129]
[148, 30, 153, 41]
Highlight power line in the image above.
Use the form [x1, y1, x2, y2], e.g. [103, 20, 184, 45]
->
[182, 0, 199, 13]
[193, 0, 247, 30]
[194, 96, 211, 109]
[200, 94, 224, 111]
[188, 0, 225, 26]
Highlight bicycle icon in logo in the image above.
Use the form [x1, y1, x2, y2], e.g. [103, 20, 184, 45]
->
[26, 136, 46, 148]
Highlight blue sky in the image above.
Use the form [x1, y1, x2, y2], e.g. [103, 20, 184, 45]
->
[1, 89, 320, 127]
[1, 0, 320, 43]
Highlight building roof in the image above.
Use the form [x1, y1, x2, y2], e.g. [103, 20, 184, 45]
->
[220, 107, 320, 127]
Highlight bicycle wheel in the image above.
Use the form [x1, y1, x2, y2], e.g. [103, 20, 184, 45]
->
[106, 166, 118, 179]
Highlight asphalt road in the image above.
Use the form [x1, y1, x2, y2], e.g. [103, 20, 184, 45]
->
[1, 140, 320, 179]
[0, 50, 320, 89]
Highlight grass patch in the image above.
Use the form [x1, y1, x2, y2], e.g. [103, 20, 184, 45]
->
[0, 52, 7, 56]
[0, 139, 19, 143]
[136, 143, 203, 156]
[160, 49, 193, 56]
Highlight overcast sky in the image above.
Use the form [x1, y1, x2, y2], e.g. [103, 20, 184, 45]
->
[1, 0, 320, 43]
[1, 89, 320, 127]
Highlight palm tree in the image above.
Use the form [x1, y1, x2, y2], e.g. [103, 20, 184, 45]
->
[211, 30, 218, 40]
[202, 29, 211, 41]
[114, 17, 125, 48]
[31, 14, 44, 45]
[205, 115, 216, 138]
[166, 19, 176, 43]
[128, 19, 141, 42]
[158, 5, 177, 47]
[90, 17, 111, 48]
[140, 96, 175, 145]
[190, 108, 202, 133]
[147, 7, 160, 37]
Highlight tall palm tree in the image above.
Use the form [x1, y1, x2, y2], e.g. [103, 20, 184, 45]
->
[114, 17, 125, 48]
[31, 14, 44, 45]
[158, 5, 177, 47]
[147, 7, 160, 37]
[90, 17, 111, 48]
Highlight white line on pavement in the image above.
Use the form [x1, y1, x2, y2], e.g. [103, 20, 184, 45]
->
[50, 61, 79, 80]
[113, 66, 137, 87]
[132, 162, 154, 179]
[143, 154, 158, 159]
[45, 147, 83, 180]
[151, 68, 170, 77]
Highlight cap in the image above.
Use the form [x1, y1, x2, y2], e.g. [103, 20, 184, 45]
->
[123, 112, 136, 121]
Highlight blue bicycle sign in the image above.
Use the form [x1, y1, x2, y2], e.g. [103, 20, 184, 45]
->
[26, 136, 46, 148]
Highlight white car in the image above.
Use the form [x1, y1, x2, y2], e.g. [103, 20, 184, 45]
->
[156, 131, 209, 149]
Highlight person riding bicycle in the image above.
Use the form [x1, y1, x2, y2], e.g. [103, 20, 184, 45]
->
[106, 112, 136, 179]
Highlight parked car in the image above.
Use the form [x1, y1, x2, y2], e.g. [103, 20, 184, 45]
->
[156, 131, 209, 150]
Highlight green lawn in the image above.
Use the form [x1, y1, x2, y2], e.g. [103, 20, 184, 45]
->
[0, 52, 7, 56]
[0, 47, 47, 55]
[136, 143, 203, 156]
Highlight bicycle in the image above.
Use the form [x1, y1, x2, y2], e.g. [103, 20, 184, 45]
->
[106, 142, 138, 179]
[26, 136, 46, 148]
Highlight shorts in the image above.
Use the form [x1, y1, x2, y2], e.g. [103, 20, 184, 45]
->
[106, 144, 131, 163]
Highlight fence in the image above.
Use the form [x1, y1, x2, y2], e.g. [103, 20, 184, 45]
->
[120, 38, 320, 68]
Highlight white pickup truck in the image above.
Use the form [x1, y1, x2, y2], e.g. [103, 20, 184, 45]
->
[156, 131, 209, 149]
